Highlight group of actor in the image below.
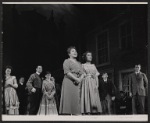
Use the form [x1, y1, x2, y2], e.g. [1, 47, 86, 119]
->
[3, 46, 148, 115]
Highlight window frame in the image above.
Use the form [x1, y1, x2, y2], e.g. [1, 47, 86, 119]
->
[118, 68, 134, 92]
[95, 29, 110, 67]
[118, 20, 133, 50]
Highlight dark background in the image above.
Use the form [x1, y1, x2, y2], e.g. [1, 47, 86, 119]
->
[1, 1, 149, 118]
[2, 4, 147, 84]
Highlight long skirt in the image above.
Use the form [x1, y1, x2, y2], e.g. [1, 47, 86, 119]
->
[81, 76, 102, 114]
[5, 87, 19, 115]
[59, 76, 81, 115]
[38, 95, 58, 115]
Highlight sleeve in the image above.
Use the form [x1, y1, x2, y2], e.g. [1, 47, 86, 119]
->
[42, 81, 46, 94]
[12, 76, 17, 85]
[81, 64, 86, 73]
[26, 74, 35, 92]
[94, 64, 100, 76]
[63, 59, 71, 74]
[143, 73, 148, 95]
[128, 74, 132, 93]
[99, 80, 104, 98]
[143, 73, 148, 88]
[12, 76, 18, 88]
[111, 82, 117, 96]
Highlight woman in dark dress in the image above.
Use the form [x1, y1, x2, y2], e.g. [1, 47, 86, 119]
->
[59, 46, 85, 115]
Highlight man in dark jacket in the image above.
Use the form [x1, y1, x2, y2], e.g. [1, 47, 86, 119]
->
[99, 73, 116, 114]
[17, 77, 28, 115]
[26, 65, 43, 115]
[128, 64, 148, 114]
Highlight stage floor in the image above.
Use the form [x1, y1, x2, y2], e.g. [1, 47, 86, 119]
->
[2, 114, 148, 121]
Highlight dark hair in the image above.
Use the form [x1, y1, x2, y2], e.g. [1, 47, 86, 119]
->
[135, 64, 141, 67]
[45, 71, 51, 75]
[36, 65, 42, 69]
[82, 51, 92, 63]
[19, 77, 25, 82]
[67, 46, 76, 55]
[5, 66, 13, 71]
[19, 77, 25, 79]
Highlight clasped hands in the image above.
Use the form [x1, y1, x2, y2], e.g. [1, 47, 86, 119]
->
[75, 73, 86, 85]
[44, 91, 55, 100]
[31, 87, 36, 93]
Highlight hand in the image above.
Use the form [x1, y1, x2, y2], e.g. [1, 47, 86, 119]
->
[48, 95, 53, 100]
[44, 92, 48, 95]
[76, 78, 81, 84]
[112, 96, 115, 101]
[83, 73, 86, 77]
[31, 88, 36, 93]
[7, 81, 13, 86]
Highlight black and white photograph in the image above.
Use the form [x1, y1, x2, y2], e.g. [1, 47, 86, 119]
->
[1, 1, 149, 121]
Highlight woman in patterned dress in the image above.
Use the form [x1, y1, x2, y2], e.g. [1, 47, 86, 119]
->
[59, 46, 85, 115]
[38, 71, 58, 115]
[4, 66, 19, 115]
[81, 51, 102, 114]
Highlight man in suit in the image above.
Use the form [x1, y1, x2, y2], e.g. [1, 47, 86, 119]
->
[128, 64, 148, 114]
[99, 73, 116, 114]
[26, 65, 43, 115]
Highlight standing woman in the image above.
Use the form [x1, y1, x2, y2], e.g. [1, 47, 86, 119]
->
[4, 66, 19, 115]
[81, 51, 102, 114]
[38, 71, 58, 115]
[59, 46, 85, 115]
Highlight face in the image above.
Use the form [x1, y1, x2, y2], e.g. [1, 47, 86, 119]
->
[45, 73, 51, 79]
[36, 66, 43, 73]
[102, 74, 108, 80]
[135, 65, 141, 72]
[5, 68, 11, 75]
[86, 53, 92, 62]
[19, 77, 25, 83]
[69, 48, 77, 58]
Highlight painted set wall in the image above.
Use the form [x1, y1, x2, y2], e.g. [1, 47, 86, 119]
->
[85, 5, 148, 90]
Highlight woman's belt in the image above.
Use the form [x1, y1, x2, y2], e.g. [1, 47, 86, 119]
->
[5, 85, 12, 88]
[71, 71, 81, 77]
[85, 74, 95, 78]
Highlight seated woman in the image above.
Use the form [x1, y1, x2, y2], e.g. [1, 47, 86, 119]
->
[38, 71, 58, 115]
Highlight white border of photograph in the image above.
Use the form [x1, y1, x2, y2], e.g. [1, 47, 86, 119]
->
[1, 2, 148, 121]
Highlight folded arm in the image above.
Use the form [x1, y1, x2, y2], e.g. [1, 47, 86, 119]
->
[10, 76, 18, 88]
